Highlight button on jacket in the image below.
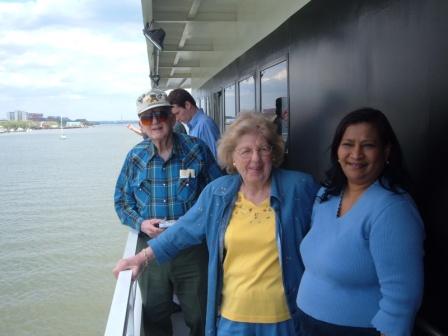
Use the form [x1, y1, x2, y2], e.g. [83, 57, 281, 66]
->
[149, 168, 319, 335]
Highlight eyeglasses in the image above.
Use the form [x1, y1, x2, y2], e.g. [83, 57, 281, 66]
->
[140, 110, 171, 126]
[235, 145, 273, 160]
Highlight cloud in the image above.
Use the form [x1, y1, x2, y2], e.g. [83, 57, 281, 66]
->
[0, 0, 142, 29]
[0, 0, 150, 121]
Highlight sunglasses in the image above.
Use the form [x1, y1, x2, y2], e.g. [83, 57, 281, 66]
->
[140, 109, 171, 126]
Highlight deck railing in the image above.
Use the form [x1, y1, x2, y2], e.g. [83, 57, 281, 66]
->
[105, 230, 142, 336]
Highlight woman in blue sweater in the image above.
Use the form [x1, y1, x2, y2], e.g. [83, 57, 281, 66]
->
[297, 108, 424, 336]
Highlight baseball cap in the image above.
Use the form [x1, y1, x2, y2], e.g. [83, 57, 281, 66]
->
[136, 88, 171, 116]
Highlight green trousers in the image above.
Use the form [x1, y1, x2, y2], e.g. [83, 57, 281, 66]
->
[137, 234, 208, 336]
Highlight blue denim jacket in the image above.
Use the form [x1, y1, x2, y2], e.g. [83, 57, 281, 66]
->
[149, 168, 319, 335]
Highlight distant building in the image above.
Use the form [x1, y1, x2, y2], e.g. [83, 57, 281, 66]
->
[7, 110, 28, 121]
[27, 113, 44, 121]
[66, 121, 83, 128]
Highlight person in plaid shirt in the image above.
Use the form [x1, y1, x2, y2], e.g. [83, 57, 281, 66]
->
[114, 88, 222, 336]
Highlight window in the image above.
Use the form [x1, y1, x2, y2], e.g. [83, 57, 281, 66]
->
[238, 76, 255, 113]
[199, 97, 206, 113]
[260, 60, 289, 150]
[224, 84, 236, 125]
[204, 97, 209, 115]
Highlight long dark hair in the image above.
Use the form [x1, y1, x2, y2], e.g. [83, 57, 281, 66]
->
[321, 107, 411, 202]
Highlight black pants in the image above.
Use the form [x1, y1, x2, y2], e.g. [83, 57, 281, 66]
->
[137, 234, 208, 336]
[297, 308, 381, 336]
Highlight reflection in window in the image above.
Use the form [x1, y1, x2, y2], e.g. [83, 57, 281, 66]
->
[224, 84, 236, 125]
[238, 76, 255, 113]
[260, 61, 289, 151]
[200, 98, 206, 113]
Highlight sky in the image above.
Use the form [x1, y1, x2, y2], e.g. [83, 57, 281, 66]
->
[0, 0, 152, 121]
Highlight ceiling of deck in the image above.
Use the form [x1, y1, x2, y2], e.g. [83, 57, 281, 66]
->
[140, 0, 311, 90]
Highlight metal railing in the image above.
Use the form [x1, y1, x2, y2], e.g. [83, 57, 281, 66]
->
[105, 230, 142, 336]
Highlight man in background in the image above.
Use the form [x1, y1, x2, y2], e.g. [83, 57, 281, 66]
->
[168, 88, 220, 158]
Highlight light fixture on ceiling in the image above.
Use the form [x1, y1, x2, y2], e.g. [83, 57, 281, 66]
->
[143, 21, 165, 51]
[150, 58, 161, 88]
[142, 22, 165, 87]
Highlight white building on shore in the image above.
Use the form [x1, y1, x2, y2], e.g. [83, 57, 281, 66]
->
[7, 110, 28, 121]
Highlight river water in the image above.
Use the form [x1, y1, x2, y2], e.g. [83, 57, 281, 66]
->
[0, 125, 140, 335]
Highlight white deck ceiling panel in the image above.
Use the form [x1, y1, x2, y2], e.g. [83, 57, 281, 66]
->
[141, 0, 312, 90]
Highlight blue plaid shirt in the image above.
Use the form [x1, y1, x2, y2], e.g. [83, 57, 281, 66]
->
[114, 132, 223, 231]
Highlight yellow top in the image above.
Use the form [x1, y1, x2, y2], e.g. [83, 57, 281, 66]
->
[220, 192, 290, 323]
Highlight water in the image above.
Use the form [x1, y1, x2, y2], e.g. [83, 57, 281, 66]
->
[0, 125, 140, 335]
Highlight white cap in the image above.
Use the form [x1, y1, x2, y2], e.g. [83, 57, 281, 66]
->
[136, 88, 171, 116]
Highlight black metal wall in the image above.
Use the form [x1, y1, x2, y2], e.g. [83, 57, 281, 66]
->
[198, 0, 448, 332]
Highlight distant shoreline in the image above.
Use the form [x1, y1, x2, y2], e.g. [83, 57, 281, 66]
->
[0, 121, 141, 134]
[0, 126, 90, 134]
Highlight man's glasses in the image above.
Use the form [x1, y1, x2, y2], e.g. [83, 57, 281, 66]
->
[235, 145, 273, 160]
[140, 110, 171, 126]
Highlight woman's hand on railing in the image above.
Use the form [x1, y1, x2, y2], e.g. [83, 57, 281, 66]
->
[113, 247, 154, 281]
[112, 258, 141, 281]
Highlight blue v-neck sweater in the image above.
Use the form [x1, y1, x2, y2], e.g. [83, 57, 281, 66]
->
[298, 182, 424, 336]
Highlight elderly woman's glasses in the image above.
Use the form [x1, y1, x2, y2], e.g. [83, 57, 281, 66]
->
[140, 110, 170, 126]
[235, 145, 272, 159]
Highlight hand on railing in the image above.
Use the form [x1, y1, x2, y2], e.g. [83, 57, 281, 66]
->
[113, 247, 155, 281]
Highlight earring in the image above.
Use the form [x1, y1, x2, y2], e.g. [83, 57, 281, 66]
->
[233, 162, 236, 166]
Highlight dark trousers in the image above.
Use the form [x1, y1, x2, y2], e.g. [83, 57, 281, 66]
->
[137, 234, 208, 336]
[297, 308, 381, 336]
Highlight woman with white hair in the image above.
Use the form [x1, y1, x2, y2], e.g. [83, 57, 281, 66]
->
[114, 112, 318, 335]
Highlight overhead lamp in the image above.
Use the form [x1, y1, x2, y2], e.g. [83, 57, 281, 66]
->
[143, 21, 165, 51]
[150, 73, 161, 87]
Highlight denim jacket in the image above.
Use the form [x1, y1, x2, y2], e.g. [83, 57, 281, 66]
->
[149, 168, 319, 335]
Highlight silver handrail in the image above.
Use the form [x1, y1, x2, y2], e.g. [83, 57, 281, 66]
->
[105, 230, 142, 336]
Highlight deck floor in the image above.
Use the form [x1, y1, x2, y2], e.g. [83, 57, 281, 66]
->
[172, 311, 189, 335]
